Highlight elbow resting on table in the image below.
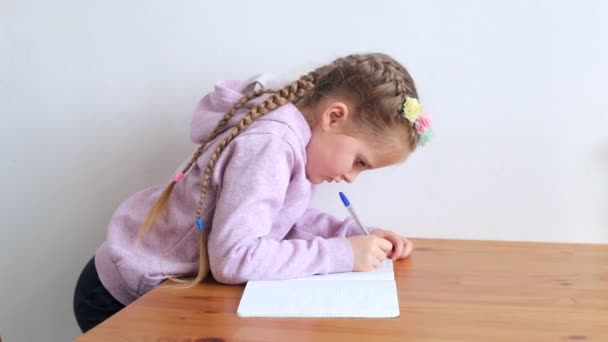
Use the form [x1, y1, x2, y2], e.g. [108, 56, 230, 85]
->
[209, 243, 263, 285]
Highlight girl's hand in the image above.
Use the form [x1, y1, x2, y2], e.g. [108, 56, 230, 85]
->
[346, 235, 393, 271]
[370, 229, 414, 260]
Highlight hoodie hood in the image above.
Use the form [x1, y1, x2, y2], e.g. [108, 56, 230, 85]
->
[190, 75, 279, 144]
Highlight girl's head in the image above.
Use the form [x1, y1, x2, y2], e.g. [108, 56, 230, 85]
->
[138, 52, 431, 286]
[295, 53, 422, 184]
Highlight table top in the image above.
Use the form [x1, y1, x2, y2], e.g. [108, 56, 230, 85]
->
[77, 238, 608, 341]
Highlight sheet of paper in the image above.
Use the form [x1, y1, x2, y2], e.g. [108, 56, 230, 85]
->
[294, 258, 395, 281]
[237, 260, 400, 318]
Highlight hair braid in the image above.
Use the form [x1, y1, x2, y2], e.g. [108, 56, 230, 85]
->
[309, 53, 420, 147]
[135, 87, 273, 247]
[182, 88, 276, 176]
[172, 75, 315, 287]
[367, 55, 420, 146]
[195, 75, 315, 219]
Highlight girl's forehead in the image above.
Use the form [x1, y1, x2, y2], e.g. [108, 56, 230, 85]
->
[360, 135, 411, 168]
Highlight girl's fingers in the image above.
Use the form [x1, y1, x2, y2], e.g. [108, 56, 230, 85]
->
[401, 238, 414, 258]
[375, 248, 388, 262]
[392, 238, 405, 260]
[376, 237, 393, 254]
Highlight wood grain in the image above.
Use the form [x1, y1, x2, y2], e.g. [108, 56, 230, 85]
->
[76, 238, 608, 341]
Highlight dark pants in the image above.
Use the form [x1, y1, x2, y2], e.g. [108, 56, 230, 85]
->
[73, 256, 125, 333]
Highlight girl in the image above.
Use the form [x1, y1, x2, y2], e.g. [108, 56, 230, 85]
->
[73, 52, 432, 333]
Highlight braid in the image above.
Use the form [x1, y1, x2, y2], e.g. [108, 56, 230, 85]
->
[339, 53, 417, 98]
[163, 75, 316, 288]
[370, 56, 420, 147]
[135, 87, 273, 249]
[180, 88, 276, 177]
[320, 53, 420, 147]
[195, 75, 315, 218]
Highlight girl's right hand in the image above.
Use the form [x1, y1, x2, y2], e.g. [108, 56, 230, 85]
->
[346, 235, 393, 272]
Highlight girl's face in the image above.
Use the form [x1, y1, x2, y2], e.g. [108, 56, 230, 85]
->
[305, 101, 411, 185]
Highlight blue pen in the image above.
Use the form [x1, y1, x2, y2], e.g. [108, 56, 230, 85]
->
[339, 192, 370, 235]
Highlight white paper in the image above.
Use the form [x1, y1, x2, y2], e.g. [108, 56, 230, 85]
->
[237, 260, 400, 318]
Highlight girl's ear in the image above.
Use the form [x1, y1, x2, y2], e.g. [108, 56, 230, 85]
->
[318, 101, 350, 131]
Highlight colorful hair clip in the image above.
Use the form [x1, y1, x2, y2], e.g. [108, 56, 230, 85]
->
[400, 96, 433, 146]
[402, 96, 424, 123]
[414, 112, 431, 134]
[417, 126, 433, 146]
[173, 171, 184, 183]
[414, 112, 433, 146]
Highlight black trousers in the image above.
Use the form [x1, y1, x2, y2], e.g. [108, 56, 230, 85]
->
[73, 256, 125, 333]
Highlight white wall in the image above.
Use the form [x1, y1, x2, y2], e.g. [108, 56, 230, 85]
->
[1, 0, 607, 340]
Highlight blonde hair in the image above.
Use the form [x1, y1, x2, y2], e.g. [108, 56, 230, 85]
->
[137, 52, 419, 287]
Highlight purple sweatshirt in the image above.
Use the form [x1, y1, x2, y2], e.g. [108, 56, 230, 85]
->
[95, 78, 366, 305]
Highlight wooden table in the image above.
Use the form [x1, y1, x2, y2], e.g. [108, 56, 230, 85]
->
[76, 238, 608, 341]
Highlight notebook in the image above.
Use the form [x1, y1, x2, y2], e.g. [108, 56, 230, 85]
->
[236, 260, 400, 318]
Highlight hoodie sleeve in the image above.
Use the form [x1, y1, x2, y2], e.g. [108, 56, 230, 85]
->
[285, 208, 375, 240]
[207, 133, 354, 284]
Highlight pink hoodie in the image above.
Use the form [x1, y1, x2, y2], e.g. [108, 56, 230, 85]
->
[95, 78, 364, 305]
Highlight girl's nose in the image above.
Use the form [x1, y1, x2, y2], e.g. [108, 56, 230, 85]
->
[343, 171, 360, 183]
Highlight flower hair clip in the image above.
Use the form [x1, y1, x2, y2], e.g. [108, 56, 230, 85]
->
[400, 96, 433, 146]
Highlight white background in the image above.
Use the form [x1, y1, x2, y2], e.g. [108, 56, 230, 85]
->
[1, 1, 607, 340]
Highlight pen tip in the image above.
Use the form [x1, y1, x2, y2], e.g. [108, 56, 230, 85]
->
[339, 192, 350, 206]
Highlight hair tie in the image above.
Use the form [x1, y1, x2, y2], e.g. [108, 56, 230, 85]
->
[173, 171, 184, 183]
[400, 96, 433, 146]
[414, 112, 432, 134]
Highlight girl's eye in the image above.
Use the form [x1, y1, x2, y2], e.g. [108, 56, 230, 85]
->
[356, 160, 367, 168]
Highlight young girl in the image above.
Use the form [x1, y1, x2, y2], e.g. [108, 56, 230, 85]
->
[73, 52, 432, 333]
